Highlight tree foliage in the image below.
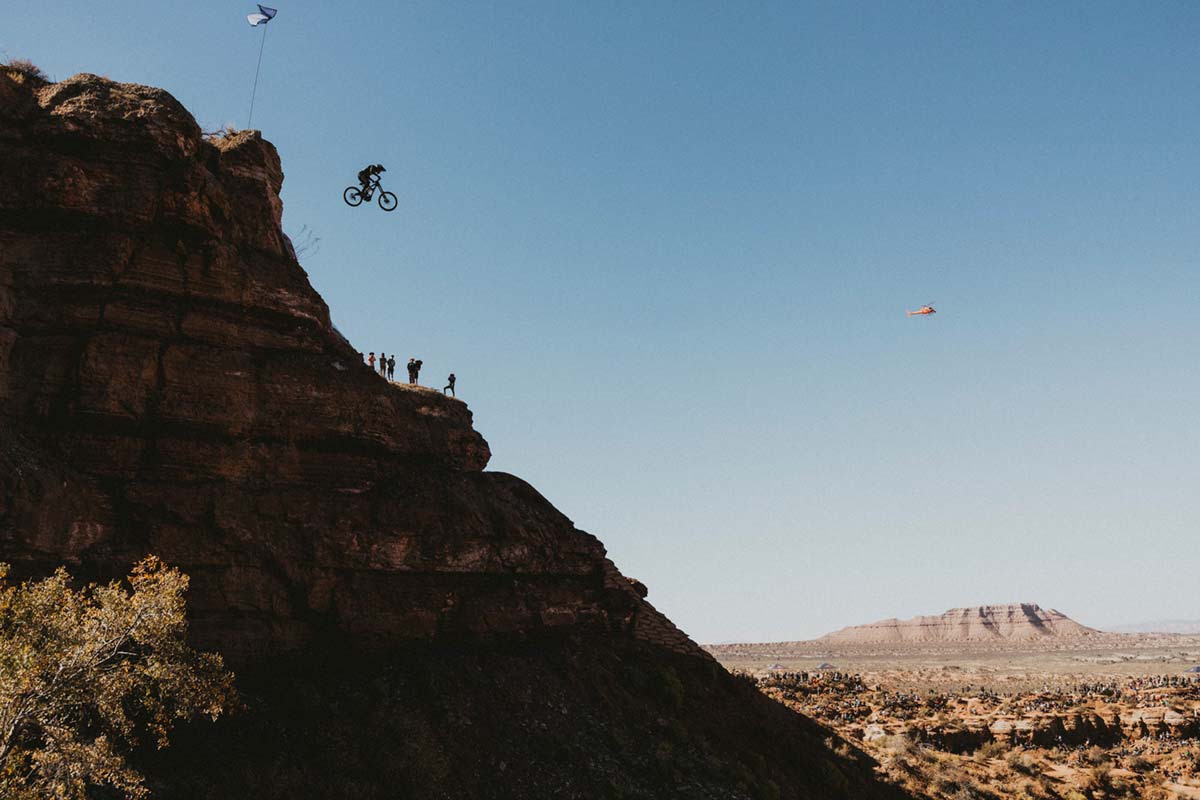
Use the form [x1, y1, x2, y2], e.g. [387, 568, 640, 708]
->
[0, 557, 236, 799]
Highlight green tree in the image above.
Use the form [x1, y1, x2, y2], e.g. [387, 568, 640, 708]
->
[0, 557, 235, 799]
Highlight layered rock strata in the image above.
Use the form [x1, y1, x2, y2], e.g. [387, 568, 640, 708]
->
[0, 69, 692, 660]
[820, 604, 1098, 644]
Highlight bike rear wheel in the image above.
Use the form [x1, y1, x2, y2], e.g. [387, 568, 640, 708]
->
[343, 186, 364, 207]
[378, 191, 399, 212]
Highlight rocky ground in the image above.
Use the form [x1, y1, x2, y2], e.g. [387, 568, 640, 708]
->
[712, 638, 1200, 799]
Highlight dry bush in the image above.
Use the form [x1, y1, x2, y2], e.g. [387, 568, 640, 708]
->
[949, 788, 981, 800]
[202, 123, 241, 142]
[931, 773, 964, 795]
[878, 734, 919, 756]
[1011, 778, 1042, 800]
[975, 739, 1009, 760]
[1126, 754, 1154, 773]
[1077, 763, 1114, 794]
[2, 58, 47, 81]
[1002, 748, 1037, 775]
[925, 756, 993, 799]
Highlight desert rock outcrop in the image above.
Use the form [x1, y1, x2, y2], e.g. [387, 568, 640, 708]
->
[819, 604, 1098, 644]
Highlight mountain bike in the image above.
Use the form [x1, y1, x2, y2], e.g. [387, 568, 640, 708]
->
[344, 176, 398, 212]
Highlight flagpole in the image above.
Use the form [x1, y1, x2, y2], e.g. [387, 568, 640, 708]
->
[247, 22, 269, 128]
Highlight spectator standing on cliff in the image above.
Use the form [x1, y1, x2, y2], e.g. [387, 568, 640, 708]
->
[379, 350, 389, 376]
[368, 352, 376, 371]
[386, 355, 395, 381]
[408, 358, 423, 385]
[444, 373, 455, 397]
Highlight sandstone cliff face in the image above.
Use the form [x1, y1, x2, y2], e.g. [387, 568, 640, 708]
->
[820, 604, 1097, 644]
[0, 69, 694, 660]
[0, 68, 914, 799]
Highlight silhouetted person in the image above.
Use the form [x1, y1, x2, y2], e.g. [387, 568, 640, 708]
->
[367, 352, 376, 371]
[379, 351, 388, 376]
[444, 373, 455, 396]
[410, 359, 423, 385]
[357, 164, 385, 193]
[386, 355, 395, 381]
[407, 358, 416, 383]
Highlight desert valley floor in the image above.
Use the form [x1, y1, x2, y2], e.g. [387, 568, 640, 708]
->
[710, 628, 1200, 799]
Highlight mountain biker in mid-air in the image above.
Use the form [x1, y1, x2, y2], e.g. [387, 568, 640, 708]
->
[345, 164, 398, 211]
[357, 164, 385, 194]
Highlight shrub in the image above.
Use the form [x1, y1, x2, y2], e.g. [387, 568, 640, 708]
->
[950, 786, 991, 800]
[0, 558, 236, 800]
[1077, 763, 1114, 794]
[1004, 748, 1037, 775]
[651, 666, 685, 711]
[879, 734, 920, 757]
[202, 123, 241, 142]
[2, 58, 47, 81]
[1126, 754, 1154, 772]
[976, 739, 1009, 760]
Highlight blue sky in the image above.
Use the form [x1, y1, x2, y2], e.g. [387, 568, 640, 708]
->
[7, 1, 1199, 641]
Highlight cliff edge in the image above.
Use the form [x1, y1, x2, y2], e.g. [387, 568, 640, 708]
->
[0, 67, 910, 799]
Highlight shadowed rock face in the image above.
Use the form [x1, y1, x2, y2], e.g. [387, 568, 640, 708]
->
[0, 68, 913, 799]
[820, 604, 1098, 644]
[0, 69, 679, 660]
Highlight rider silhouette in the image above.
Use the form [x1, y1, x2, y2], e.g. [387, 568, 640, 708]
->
[357, 164, 385, 194]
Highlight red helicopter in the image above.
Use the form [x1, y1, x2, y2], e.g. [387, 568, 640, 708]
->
[906, 302, 936, 317]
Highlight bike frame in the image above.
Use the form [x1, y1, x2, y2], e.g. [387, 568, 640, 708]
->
[358, 176, 382, 199]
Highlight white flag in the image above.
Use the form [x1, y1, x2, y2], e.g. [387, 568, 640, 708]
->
[247, 5, 278, 26]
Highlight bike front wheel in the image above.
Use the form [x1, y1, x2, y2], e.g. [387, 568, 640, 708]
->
[343, 186, 364, 207]
[378, 191, 399, 212]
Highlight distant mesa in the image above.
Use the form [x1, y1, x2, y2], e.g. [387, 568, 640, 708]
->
[819, 603, 1098, 644]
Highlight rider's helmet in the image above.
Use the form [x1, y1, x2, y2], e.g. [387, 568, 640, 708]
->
[376, 164, 386, 172]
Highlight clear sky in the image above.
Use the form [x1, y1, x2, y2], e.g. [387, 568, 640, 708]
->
[7, 1, 1199, 642]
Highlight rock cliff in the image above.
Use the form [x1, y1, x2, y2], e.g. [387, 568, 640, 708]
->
[820, 604, 1097, 644]
[0, 68, 682, 660]
[0, 67, 910, 799]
